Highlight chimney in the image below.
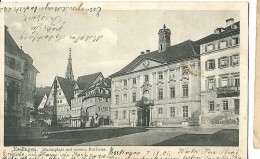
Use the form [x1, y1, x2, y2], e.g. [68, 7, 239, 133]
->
[146, 50, 150, 54]
[20, 46, 23, 50]
[141, 51, 145, 55]
[226, 18, 234, 27]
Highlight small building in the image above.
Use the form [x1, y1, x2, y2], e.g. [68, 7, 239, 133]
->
[197, 18, 240, 125]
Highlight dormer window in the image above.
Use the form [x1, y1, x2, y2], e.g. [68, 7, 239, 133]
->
[231, 24, 237, 29]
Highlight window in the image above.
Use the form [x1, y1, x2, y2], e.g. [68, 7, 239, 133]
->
[115, 81, 120, 87]
[207, 44, 214, 52]
[59, 92, 61, 95]
[132, 110, 136, 116]
[115, 95, 119, 105]
[158, 72, 163, 80]
[231, 54, 240, 66]
[223, 100, 229, 110]
[132, 92, 136, 102]
[170, 87, 175, 98]
[205, 59, 215, 70]
[234, 76, 240, 87]
[122, 110, 126, 119]
[208, 78, 215, 90]
[123, 80, 127, 86]
[182, 85, 188, 97]
[219, 57, 229, 68]
[169, 70, 175, 78]
[182, 67, 189, 75]
[122, 94, 127, 103]
[144, 75, 149, 82]
[158, 108, 163, 115]
[133, 78, 137, 85]
[170, 107, 175, 118]
[220, 41, 227, 49]
[232, 37, 239, 45]
[115, 111, 118, 119]
[209, 101, 215, 111]
[158, 88, 163, 100]
[60, 100, 62, 103]
[221, 77, 228, 87]
[27, 71, 31, 79]
[183, 106, 189, 117]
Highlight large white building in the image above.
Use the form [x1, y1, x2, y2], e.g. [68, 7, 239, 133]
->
[110, 25, 201, 127]
[197, 18, 240, 125]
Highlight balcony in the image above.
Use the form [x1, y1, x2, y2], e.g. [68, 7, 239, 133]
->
[217, 86, 240, 98]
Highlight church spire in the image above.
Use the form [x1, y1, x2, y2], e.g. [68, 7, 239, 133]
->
[65, 48, 74, 81]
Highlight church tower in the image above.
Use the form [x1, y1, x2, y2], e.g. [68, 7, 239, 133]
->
[158, 24, 171, 52]
[65, 48, 74, 81]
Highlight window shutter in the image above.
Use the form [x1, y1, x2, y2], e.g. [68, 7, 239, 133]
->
[227, 76, 231, 86]
[205, 80, 208, 90]
[231, 76, 234, 86]
[214, 78, 216, 89]
[226, 40, 228, 47]
[213, 59, 215, 69]
[226, 57, 229, 67]
[230, 56, 233, 66]
[205, 61, 208, 71]
[218, 78, 221, 87]
[218, 58, 220, 68]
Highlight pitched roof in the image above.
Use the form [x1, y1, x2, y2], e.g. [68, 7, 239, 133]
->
[56, 76, 75, 106]
[34, 95, 46, 108]
[195, 21, 240, 45]
[77, 72, 102, 90]
[5, 26, 23, 56]
[110, 40, 199, 78]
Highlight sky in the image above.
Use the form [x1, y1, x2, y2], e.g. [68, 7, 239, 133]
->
[5, 9, 239, 87]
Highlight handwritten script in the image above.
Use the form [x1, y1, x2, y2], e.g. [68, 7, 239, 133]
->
[4, 3, 104, 43]
[18, 14, 103, 43]
[1, 3, 102, 17]
[2, 147, 242, 159]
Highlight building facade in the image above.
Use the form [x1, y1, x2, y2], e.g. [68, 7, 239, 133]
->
[70, 73, 111, 127]
[46, 76, 74, 127]
[4, 26, 39, 128]
[110, 25, 201, 127]
[197, 18, 240, 125]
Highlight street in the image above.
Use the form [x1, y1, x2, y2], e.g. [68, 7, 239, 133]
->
[5, 127, 239, 146]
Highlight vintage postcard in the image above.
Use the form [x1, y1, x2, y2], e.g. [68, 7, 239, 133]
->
[0, 2, 248, 159]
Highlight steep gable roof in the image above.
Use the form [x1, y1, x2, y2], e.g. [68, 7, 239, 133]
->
[195, 21, 240, 45]
[56, 76, 75, 106]
[110, 40, 199, 78]
[77, 72, 102, 90]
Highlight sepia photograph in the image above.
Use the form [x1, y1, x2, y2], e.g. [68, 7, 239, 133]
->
[2, 2, 247, 152]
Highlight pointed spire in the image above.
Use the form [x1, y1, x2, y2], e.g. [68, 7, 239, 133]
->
[65, 48, 74, 81]
[163, 24, 166, 29]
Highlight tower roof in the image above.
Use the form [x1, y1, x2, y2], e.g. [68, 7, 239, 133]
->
[65, 48, 74, 81]
[158, 24, 171, 34]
